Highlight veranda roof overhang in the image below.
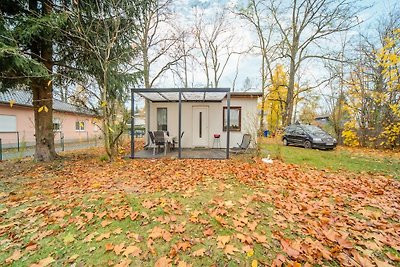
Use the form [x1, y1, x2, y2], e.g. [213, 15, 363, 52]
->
[133, 87, 229, 102]
[129, 88, 231, 159]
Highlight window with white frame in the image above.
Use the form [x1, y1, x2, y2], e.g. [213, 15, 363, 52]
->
[75, 121, 85, 131]
[53, 118, 61, 131]
[0, 115, 17, 132]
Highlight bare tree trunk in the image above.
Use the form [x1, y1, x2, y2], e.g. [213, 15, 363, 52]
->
[270, 0, 364, 126]
[285, 58, 296, 126]
[142, 39, 150, 88]
[259, 54, 266, 132]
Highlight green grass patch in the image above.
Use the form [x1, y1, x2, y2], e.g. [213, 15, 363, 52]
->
[262, 143, 400, 179]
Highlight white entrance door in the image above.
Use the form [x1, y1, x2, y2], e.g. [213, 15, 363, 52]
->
[192, 107, 209, 147]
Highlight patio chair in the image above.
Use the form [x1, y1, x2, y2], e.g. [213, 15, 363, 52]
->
[173, 131, 184, 150]
[153, 130, 167, 155]
[144, 131, 156, 150]
[230, 134, 252, 154]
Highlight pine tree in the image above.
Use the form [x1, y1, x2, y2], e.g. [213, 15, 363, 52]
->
[1, 0, 61, 161]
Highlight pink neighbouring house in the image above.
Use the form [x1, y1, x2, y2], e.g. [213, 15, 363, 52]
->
[0, 90, 100, 148]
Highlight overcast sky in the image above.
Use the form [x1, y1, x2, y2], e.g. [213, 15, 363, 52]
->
[159, 0, 397, 92]
[134, 0, 397, 111]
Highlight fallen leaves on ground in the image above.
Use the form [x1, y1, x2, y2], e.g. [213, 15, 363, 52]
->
[0, 146, 399, 266]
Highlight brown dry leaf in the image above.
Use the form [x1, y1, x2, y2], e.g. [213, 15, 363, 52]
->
[280, 239, 300, 259]
[359, 241, 380, 250]
[224, 200, 234, 208]
[127, 232, 141, 242]
[82, 212, 94, 221]
[336, 237, 353, 249]
[33, 230, 53, 242]
[114, 243, 125, 255]
[224, 244, 239, 255]
[271, 254, 286, 267]
[67, 254, 79, 263]
[351, 251, 374, 267]
[386, 252, 400, 262]
[123, 245, 142, 257]
[26, 244, 38, 252]
[174, 223, 186, 234]
[147, 239, 156, 255]
[247, 221, 258, 231]
[162, 231, 172, 242]
[148, 226, 164, 239]
[97, 211, 107, 219]
[51, 210, 67, 218]
[84, 232, 97, 242]
[30, 256, 55, 267]
[105, 243, 114, 251]
[115, 210, 127, 220]
[101, 220, 112, 228]
[214, 215, 227, 226]
[142, 200, 157, 209]
[154, 256, 172, 267]
[177, 261, 193, 267]
[169, 246, 178, 258]
[233, 219, 245, 228]
[236, 233, 246, 243]
[192, 248, 206, 257]
[130, 211, 139, 221]
[322, 229, 338, 242]
[177, 241, 191, 251]
[375, 259, 395, 267]
[203, 228, 214, 237]
[113, 228, 123, 235]
[95, 232, 110, 241]
[237, 233, 253, 244]
[242, 245, 253, 253]
[252, 232, 267, 243]
[114, 258, 132, 267]
[6, 249, 22, 263]
[217, 235, 231, 248]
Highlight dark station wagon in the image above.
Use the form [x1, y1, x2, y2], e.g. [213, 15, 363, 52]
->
[282, 124, 337, 150]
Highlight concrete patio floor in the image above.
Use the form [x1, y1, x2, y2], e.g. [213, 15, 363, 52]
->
[133, 148, 227, 159]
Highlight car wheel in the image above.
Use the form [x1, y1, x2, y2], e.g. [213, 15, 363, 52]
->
[304, 140, 312, 149]
[283, 138, 288, 146]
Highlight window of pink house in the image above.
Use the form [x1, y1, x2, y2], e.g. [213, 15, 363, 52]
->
[53, 118, 61, 132]
[75, 121, 86, 131]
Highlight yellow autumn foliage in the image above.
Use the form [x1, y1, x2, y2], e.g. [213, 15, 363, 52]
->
[263, 64, 288, 133]
[342, 121, 359, 147]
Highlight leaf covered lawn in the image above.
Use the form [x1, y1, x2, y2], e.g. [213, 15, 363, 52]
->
[0, 149, 399, 266]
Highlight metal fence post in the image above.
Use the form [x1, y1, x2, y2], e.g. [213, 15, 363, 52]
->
[16, 132, 20, 152]
[61, 134, 65, 151]
[0, 138, 2, 161]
